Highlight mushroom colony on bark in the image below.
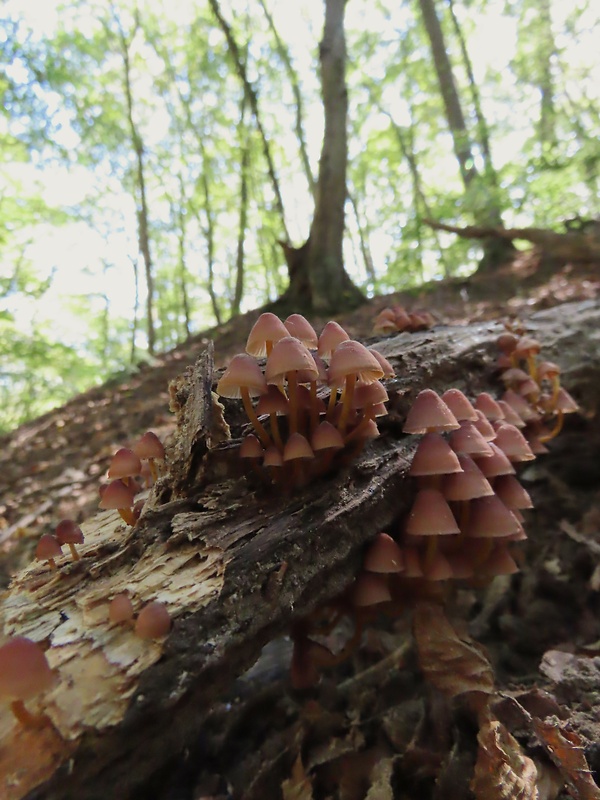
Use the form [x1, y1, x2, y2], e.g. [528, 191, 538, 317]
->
[216, 313, 395, 489]
[287, 323, 578, 688]
[11, 313, 581, 731]
[373, 305, 436, 334]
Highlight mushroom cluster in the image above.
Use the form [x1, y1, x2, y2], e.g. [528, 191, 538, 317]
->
[373, 305, 435, 335]
[291, 385, 541, 688]
[98, 431, 165, 526]
[108, 594, 171, 640]
[357, 387, 533, 591]
[217, 313, 394, 489]
[35, 519, 85, 571]
[496, 324, 579, 448]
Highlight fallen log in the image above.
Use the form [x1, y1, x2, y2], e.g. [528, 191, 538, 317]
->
[1, 300, 599, 800]
[424, 219, 600, 262]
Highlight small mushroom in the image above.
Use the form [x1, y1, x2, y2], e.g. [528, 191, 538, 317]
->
[403, 389, 460, 435]
[36, 534, 62, 570]
[108, 447, 142, 485]
[109, 593, 135, 625]
[0, 636, 55, 727]
[55, 519, 84, 561]
[133, 431, 165, 482]
[135, 601, 171, 639]
[98, 479, 137, 525]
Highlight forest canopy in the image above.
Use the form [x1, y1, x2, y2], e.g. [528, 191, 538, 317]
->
[0, 0, 599, 432]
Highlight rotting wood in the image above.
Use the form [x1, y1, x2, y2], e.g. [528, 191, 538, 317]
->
[1, 300, 599, 799]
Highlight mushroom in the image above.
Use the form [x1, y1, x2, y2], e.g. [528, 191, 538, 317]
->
[317, 320, 350, 360]
[98, 479, 137, 525]
[256, 385, 288, 451]
[363, 533, 405, 573]
[246, 312, 289, 358]
[284, 314, 318, 350]
[405, 488, 460, 571]
[0, 636, 55, 727]
[473, 392, 505, 422]
[493, 422, 536, 462]
[449, 421, 495, 457]
[55, 519, 84, 561]
[409, 432, 463, 488]
[216, 353, 271, 447]
[108, 447, 142, 486]
[283, 432, 315, 487]
[265, 337, 318, 436]
[353, 572, 392, 607]
[403, 389, 460, 435]
[327, 340, 383, 434]
[133, 431, 165, 482]
[36, 534, 62, 570]
[440, 388, 478, 422]
[135, 601, 172, 639]
[109, 593, 135, 625]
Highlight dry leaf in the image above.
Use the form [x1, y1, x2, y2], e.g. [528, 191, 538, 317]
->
[413, 602, 495, 698]
[533, 718, 600, 800]
[471, 718, 538, 800]
[281, 755, 314, 800]
[365, 756, 395, 800]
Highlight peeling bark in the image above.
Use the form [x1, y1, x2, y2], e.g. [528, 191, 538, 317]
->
[2, 300, 599, 799]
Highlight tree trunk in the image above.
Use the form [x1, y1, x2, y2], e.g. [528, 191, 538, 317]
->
[417, 0, 514, 269]
[208, 0, 289, 243]
[281, 0, 363, 314]
[257, 0, 315, 199]
[231, 96, 250, 317]
[2, 299, 599, 800]
[174, 180, 192, 338]
[118, 26, 156, 356]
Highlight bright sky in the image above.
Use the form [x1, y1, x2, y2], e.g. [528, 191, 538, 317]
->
[1, 0, 598, 352]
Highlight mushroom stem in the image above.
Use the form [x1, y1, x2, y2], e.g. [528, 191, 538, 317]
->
[526, 354, 538, 382]
[67, 543, 81, 561]
[148, 458, 159, 483]
[423, 536, 438, 575]
[10, 699, 48, 729]
[337, 374, 356, 434]
[309, 380, 320, 434]
[539, 409, 564, 442]
[269, 412, 284, 451]
[472, 539, 494, 568]
[326, 387, 338, 420]
[343, 406, 374, 444]
[287, 371, 299, 435]
[118, 507, 136, 526]
[551, 376, 561, 406]
[240, 386, 272, 448]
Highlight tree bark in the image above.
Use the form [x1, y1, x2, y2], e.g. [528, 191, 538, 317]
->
[208, 0, 289, 243]
[417, 0, 514, 268]
[257, 0, 316, 199]
[232, 96, 250, 317]
[2, 299, 599, 800]
[282, 0, 364, 314]
[117, 23, 156, 356]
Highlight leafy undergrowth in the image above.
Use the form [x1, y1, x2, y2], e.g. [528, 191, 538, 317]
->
[0, 252, 599, 799]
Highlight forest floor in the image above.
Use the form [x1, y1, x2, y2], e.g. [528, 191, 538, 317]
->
[1, 248, 600, 799]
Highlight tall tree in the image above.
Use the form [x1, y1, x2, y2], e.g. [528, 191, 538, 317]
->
[281, 0, 363, 313]
[417, 0, 514, 268]
[111, 13, 156, 354]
